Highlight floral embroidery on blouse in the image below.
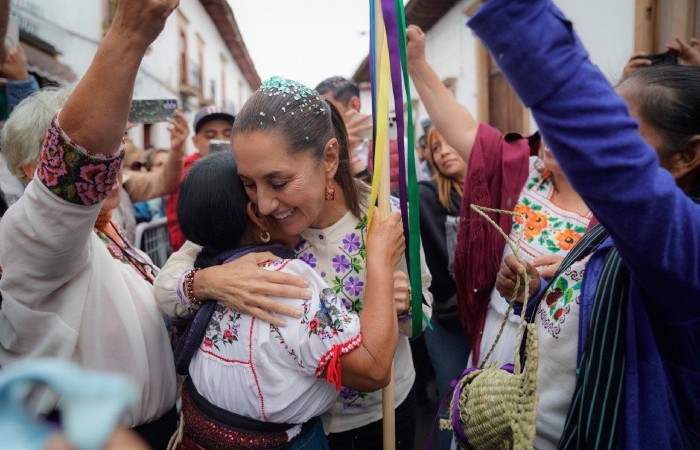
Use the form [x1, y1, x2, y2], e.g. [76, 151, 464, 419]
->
[537, 254, 592, 339]
[38, 115, 124, 206]
[203, 303, 242, 351]
[302, 288, 354, 339]
[510, 160, 588, 254]
[270, 324, 304, 368]
[338, 388, 368, 408]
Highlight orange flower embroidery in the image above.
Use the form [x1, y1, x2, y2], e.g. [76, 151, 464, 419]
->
[556, 228, 582, 251]
[524, 211, 548, 239]
[513, 204, 533, 225]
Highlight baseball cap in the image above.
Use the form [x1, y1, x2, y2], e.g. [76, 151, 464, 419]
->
[193, 105, 235, 134]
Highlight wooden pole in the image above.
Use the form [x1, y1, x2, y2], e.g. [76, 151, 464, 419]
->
[379, 129, 396, 450]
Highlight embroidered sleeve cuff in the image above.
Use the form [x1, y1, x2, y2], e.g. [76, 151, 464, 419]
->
[316, 334, 363, 391]
[38, 114, 125, 206]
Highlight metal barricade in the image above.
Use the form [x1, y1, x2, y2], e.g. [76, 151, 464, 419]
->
[134, 216, 171, 268]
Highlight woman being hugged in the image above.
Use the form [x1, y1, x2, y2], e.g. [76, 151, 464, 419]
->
[169, 152, 404, 449]
[155, 77, 432, 450]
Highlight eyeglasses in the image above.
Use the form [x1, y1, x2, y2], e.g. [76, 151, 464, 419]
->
[130, 161, 146, 171]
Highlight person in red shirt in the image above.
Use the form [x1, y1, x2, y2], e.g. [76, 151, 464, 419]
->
[165, 106, 234, 251]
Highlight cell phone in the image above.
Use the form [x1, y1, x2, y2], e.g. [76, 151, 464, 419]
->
[5, 16, 18, 47]
[128, 99, 178, 123]
[634, 50, 678, 66]
[208, 140, 232, 154]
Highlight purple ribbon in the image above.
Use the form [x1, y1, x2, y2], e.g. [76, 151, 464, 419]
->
[379, 0, 410, 264]
[441, 364, 514, 450]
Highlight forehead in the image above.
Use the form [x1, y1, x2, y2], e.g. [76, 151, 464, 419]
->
[197, 118, 233, 134]
[232, 132, 312, 176]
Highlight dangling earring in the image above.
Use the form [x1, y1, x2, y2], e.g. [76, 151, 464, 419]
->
[325, 179, 335, 201]
[260, 229, 271, 243]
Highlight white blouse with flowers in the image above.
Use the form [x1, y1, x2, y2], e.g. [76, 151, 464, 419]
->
[189, 258, 362, 429]
[295, 202, 433, 434]
[475, 157, 592, 368]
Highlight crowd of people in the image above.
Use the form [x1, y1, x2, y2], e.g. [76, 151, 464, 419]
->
[0, 0, 698, 449]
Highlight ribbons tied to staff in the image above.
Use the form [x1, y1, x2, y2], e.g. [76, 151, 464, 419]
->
[367, 0, 427, 338]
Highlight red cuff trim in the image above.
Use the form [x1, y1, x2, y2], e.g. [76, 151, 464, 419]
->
[315, 333, 363, 391]
[38, 114, 125, 205]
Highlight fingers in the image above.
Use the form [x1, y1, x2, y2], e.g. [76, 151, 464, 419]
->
[503, 254, 526, 275]
[532, 254, 563, 280]
[532, 254, 563, 266]
[246, 306, 290, 328]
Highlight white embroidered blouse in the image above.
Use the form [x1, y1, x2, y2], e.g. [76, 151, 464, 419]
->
[189, 258, 362, 429]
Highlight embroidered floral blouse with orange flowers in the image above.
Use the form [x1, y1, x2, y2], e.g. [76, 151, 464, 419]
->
[473, 156, 592, 367]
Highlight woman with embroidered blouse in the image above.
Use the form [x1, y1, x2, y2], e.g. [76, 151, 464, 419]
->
[167, 151, 405, 449]
[405, 25, 593, 369]
[0, 1, 179, 449]
[155, 77, 433, 450]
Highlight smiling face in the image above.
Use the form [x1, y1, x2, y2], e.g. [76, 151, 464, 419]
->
[428, 131, 467, 182]
[233, 131, 337, 236]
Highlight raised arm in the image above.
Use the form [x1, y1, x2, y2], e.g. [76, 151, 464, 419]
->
[468, 0, 700, 317]
[59, 0, 178, 156]
[407, 25, 479, 164]
[124, 110, 187, 201]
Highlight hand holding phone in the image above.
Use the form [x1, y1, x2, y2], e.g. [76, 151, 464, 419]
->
[129, 99, 178, 123]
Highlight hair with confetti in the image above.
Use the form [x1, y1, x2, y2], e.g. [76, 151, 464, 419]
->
[232, 76, 365, 218]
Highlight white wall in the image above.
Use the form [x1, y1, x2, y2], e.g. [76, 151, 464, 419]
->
[14, 0, 257, 151]
[408, 0, 636, 136]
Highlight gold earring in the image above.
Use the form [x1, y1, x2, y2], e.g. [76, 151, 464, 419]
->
[325, 179, 335, 201]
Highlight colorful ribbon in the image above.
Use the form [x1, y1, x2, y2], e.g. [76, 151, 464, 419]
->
[368, 0, 426, 338]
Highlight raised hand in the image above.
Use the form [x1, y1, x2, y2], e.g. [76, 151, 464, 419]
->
[110, 0, 180, 49]
[1, 44, 29, 81]
[406, 25, 427, 67]
[621, 52, 651, 78]
[667, 36, 700, 68]
[167, 108, 189, 160]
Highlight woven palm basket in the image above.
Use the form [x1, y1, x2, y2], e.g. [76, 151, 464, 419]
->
[440, 322, 539, 449]
[440, 204, 540, 449]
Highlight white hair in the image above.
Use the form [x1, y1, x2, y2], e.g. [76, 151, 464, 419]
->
[2, 87, 72, 184]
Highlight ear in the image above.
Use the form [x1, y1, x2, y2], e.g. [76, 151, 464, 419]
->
[348, 96, 361, 112]
[667, 136, 700, 182]
[22, 163, 37, 182]
[246, 202, 267, 231]
[322, 138, 339, 179]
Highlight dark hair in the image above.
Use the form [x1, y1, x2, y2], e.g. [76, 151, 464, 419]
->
[621, 64, 700, 156]
[232, 76, 365, 219]
[315, 76, 360, 107]
[621, 64, 700, 194]
[177, 152, 251, 269]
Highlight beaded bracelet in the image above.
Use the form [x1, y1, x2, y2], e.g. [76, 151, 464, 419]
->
[184, 268, 205, 307]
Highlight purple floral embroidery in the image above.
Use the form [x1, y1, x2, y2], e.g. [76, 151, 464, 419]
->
[342, 233, 361, 253]
[341, 297, 353, 310]
[38, 116, 124, 205]
[299, 252, 317, 268]
[339, 388, 358, 400]
[344, 276, 364, 297]
[294, 237, 308, 253]
[332, 254, 351, 273]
